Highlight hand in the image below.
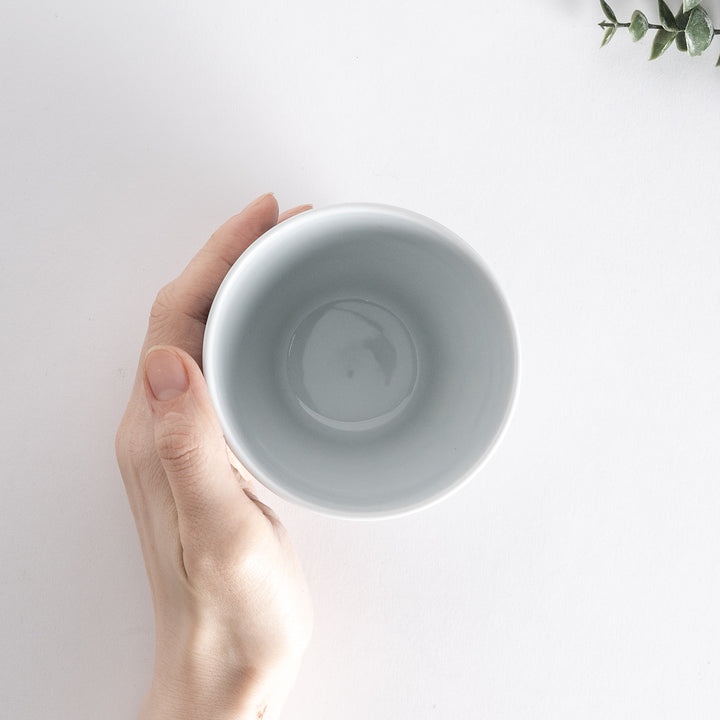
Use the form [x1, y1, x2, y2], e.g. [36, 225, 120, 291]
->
[115, 194, 314, 720]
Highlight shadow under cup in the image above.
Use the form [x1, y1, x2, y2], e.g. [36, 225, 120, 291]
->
[203, 204, 518, 519]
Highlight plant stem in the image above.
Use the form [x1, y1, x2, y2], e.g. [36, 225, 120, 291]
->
[598, 20, 720, 34]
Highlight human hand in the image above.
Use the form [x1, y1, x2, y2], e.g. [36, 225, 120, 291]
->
[115, 194, 314, 720]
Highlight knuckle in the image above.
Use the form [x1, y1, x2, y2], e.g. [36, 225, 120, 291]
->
[153, 417, 203, 476]
[115, 416, 148, 472]
[114, 423, 127, 464]
[149, 283, 177, 326]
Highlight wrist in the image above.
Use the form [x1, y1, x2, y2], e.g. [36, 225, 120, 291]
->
[139, 670, 273, 720]
[139, 664, 294, 720]
[140, 632, 302, 720]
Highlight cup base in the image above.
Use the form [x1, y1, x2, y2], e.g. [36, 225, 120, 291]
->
[286, 298, 418, 431]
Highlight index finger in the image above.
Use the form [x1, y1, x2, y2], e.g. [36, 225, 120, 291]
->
[142, 193, 280, 363]
[142, 195, 315, 368]
[173, 193, 281, 324]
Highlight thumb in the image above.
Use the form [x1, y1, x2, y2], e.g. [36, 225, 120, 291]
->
[143, 345, 252, 540]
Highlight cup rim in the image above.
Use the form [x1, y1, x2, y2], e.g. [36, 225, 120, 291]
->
[203, 202, 520, 520]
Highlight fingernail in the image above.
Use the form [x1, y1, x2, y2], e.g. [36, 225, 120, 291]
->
[145, 347, 189, 401]
[248, 192, 275, 208]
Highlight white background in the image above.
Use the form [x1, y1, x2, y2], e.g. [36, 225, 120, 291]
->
[2, 0, 719, 717]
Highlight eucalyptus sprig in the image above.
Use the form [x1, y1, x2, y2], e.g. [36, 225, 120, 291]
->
[599, 0, 720, 65]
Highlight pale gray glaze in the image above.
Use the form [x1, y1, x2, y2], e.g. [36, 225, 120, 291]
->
[203, 204, 518, 519]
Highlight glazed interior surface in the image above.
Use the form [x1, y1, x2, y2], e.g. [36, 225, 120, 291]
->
[207, 207, 516, 515]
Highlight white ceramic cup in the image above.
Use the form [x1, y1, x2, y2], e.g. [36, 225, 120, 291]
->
[203, 203, 518, 519]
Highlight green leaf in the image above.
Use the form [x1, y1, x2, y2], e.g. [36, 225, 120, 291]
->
[676, 4, 690, 29]
[600, 0, 617, 23]
[601, 24, 617, 47]
[686, 6, 714, 55]
[716, 51, 720, 65]
[650, 27, 678, 58]
[659, 0, 679, 30]
[675, 4, 690, 49]
[629, 10, 649, 41]
[683, 0, 702, 11]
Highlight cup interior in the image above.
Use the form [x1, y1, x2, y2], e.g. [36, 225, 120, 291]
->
[204, 204, 517, 518]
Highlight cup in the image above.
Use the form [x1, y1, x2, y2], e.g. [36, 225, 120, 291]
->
[203, 203, 518, 519]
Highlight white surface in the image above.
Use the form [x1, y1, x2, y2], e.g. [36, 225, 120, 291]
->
[2, 0, 719, 717]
